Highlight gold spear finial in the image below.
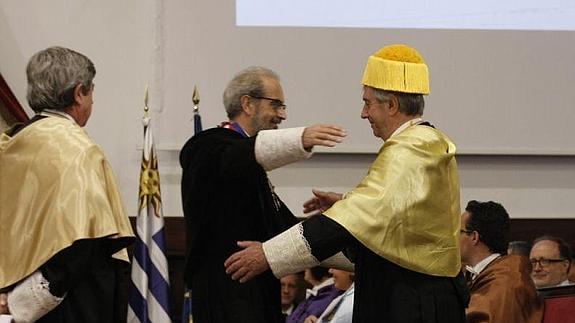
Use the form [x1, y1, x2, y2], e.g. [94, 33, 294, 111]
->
[192, 85, 200, 112]
[144, 85, 149, 117]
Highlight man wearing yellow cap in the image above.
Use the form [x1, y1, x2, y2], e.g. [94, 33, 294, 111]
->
[224, 44, 469, 322]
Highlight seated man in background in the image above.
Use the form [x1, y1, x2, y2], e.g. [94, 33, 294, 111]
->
[281, 273, 304, 318]
[287, 267, 342, 323]
[530, 236, 572, 288]
[508, 240, 532, 258]
[460, 200, 542, 323]
[305, 269, 354, 323]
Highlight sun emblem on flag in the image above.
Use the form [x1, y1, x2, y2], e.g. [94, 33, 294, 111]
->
[139, 149, 162, 216]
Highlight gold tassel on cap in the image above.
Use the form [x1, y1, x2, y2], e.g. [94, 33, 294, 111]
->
[362, 44, 430, 95]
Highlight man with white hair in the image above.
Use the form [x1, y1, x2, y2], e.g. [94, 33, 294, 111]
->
[180, 66, 346, 323]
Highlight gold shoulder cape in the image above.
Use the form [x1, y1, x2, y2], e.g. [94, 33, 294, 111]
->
[324, 125, 461, 277]
[0, 117, 134, 288]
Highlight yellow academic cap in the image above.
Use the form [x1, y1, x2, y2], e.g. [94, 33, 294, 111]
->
[362, 44, 430, 94]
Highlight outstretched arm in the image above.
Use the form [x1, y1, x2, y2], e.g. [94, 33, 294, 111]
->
[255, 125, 346, 171]
[225, 215, 354, 283]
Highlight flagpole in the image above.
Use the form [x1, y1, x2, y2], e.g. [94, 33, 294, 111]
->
[182, 86, 202, 323]
[128, 85, 172, 323]
[192, 86, 202, 134]
[144, 85, 149, 118]
[192, 85, 199, 111]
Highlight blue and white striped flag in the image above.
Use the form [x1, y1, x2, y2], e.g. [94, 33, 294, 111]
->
[128, 114, 172, 322]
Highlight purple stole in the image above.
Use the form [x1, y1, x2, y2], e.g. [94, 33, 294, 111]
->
[219, 121, 248, 138]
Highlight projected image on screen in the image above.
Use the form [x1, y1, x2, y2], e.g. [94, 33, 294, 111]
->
[159, 0, 575, 156]
[237, 0, 575, 31]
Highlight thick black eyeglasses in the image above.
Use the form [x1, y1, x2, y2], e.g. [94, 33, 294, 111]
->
[460, 229, 474, 235]
[529, 258, 567, 267]
[249, 95, 287, 110]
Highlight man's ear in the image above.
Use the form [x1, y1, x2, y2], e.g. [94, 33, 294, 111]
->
[73, 84, 85, 105]
[241, 95, 255, 116]
[561, 260, 570, 273]
[387, 95, 400, 116]
[471, 231, 481, 245]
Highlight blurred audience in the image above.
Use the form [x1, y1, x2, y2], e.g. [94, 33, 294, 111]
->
[304, 269, 355, 323]
[281, 273, 304, 318]
[287, 267, 342, 323]
[530, 236, 572, 288]
[460, 200, 543, 323]
[508, 240, 531, 257]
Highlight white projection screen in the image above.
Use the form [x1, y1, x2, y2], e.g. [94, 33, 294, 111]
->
[161, 0, 575, 155]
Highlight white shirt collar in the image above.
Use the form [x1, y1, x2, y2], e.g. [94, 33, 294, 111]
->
[282, 303, 295, 315]
[558, 279, 572, 287]
[241, 125, 252, 137]
[39, 109, 77, 124]
[306, 277, 334, 298]
[466, 253, 501, 280]
[389, 117, 423, 139]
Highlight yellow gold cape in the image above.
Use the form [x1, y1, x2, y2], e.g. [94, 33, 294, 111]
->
[0, 117, 134, 288]
[324, 125, 461, 277]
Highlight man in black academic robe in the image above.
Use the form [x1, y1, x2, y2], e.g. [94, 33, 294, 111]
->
[180, 66, 346, 323]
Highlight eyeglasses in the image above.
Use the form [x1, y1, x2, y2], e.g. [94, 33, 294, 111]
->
[249, 95, 287, 111]
[529, 258, 567, 267]
[460, 229, 474, 235]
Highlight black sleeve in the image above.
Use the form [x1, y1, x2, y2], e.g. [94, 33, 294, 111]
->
[302, 214, 356, 262]
[180, 129, 260, 180]
[40, 237, 130, 297]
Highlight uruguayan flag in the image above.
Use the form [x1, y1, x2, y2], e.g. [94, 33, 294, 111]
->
[128, 115, 172, 323]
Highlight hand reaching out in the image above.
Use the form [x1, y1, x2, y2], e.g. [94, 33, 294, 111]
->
[303, 189, 343, 215]
[302, 124, 346, 151]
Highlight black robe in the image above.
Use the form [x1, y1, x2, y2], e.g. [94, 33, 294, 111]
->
[180, 127, 298, 323]
[0, 238, 132, 323]
[303, 215, 469, 323]
[38, 239, 132, 323]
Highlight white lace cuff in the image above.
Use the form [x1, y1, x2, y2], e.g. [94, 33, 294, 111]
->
[262, 223, 319, 278]
[255, 127, 312, 171]
[7, 271, 65, 323]
[320, 252, 355, 272]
